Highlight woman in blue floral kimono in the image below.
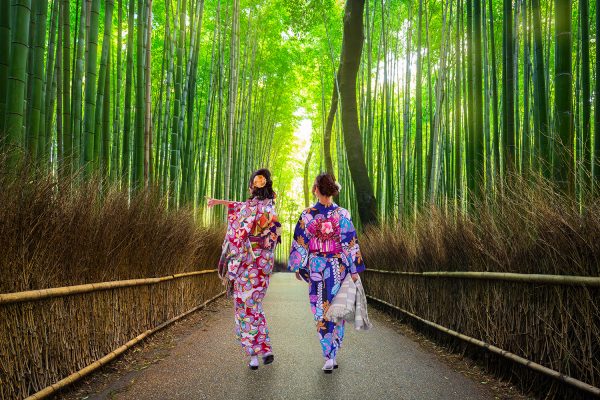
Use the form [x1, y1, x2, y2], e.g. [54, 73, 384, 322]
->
[288, 173, 365, 373]
[208, 169, 281, 370]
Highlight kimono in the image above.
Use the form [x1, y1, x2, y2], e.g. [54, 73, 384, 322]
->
[219, 198, 282, 356]
[287, 202, 365, 360]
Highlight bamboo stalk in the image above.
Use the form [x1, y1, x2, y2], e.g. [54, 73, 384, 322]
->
[366, 294, 600, 397]
[24, 290, 225, 400]
[364, 269, 600, 287]
[0, 269, 218, 304]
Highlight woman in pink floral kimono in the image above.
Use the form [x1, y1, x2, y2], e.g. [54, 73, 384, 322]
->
[207, 169, 281, 370]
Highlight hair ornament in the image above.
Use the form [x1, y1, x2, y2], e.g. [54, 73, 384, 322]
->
[335, 182, 342, 192]
[253, 174, 267, 188]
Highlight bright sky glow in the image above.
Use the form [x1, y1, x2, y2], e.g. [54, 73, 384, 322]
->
[289, 107, 313, 204]
[293, 109, 312, 151]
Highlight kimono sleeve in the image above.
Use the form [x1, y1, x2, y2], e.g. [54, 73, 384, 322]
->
[287, 211, 310, 273]
[227, 201, 244, 217]
[262, 202, 282, 249]
[218, 200, 256, 280]
[340, 209, 365, 274]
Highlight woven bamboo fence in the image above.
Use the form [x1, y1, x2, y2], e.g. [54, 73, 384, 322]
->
[0, 270, 223, 400]
[362, 269, 600, 398]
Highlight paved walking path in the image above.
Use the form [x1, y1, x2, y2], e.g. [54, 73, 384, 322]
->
[89, 273, 494, 400]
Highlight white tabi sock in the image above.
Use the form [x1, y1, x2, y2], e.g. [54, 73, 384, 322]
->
[322, 359, 334, 370]
[249, 356, 259, 367]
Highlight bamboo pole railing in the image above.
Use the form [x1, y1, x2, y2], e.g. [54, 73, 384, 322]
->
[0, 269, 223, 399]
[0, 269, 218, 304]
[365, 294, 600, 397]
[25, 290, 226, 400]
[365, 268, 600, 287]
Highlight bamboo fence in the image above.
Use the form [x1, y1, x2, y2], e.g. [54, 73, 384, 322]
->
[362, 269, 600, 398]
[0, 270, 223, 400]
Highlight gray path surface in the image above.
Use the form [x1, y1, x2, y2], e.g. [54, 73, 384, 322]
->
[99, 273, 494, 400]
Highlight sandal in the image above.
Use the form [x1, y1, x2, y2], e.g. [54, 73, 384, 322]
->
[249, 356, 259, 370]
[263, 354, 275, 365]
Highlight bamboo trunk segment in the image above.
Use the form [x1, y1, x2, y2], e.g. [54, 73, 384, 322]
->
[0, 269, 218, 304]
[366, 269, 600, 287]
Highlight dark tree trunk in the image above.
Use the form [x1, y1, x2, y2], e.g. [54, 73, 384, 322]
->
[473, 0, 484, 193]
[489, 0, 500, 179]
[123, 0, 134, 183]
[415, 0, 424, 207]
[304, 141, 314, 207]
[554, 0, 573, 193]
[339, 0, 378, 226]
[466, 0, 474, 192]
[502, 0, 515, 172]
[596, 0, 600, 187]
[532, 0, 550, 176]
[454, 0, 462, 201]
[323, 70, 340, 176]
[580, 0, 590, 188]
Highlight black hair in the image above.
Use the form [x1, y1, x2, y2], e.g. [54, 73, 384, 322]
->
[248, 168, 275, 200]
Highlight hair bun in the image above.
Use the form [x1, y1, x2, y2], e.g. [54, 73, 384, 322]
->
[315, 173, 339, 197]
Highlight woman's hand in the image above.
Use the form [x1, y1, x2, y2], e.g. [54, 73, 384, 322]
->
[206, 196, 217, 208]
[206, 197, 232, 208]
[351, 273, 359, 282]
[295, 271, 303, 281]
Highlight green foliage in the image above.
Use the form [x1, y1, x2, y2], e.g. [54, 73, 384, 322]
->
[0, 0, 598, 232]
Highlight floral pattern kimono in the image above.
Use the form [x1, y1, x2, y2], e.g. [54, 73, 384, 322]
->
[219, 198, 281, 356]
[287, 202, 365, 360]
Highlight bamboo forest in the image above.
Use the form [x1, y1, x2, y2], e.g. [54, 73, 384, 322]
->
[3, 0, 600, 228]
[1, 0, 600, 399]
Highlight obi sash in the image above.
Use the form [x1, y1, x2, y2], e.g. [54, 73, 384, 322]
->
[307, 217, 342, 254]
[249, 235, 271, 250]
